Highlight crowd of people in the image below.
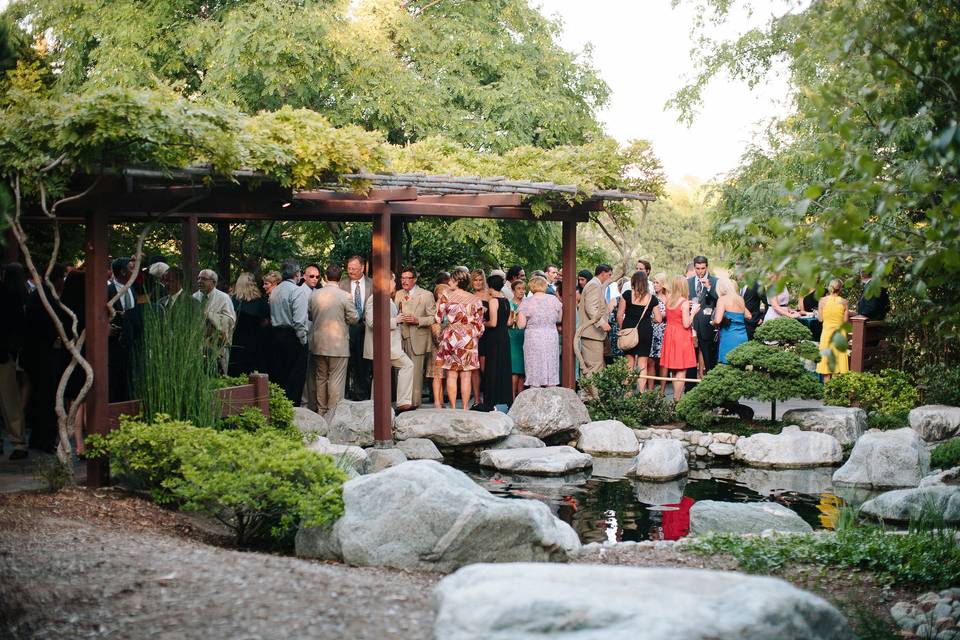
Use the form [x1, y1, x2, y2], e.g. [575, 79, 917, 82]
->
[0, 250, 892, 460]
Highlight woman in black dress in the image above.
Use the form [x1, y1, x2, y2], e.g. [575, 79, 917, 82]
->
[479, 274, 513, 410]
[229, 272, 271, 377]
[615, 270, 662, 392]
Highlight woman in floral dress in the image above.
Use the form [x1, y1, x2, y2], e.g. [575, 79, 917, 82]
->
[435, 270, 485, 408]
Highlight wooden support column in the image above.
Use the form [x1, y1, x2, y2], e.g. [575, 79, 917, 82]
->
[182, 215, 199, 292]
[561, 217, 577, 389]
[371, 206, 393, 445]
[216, 222, 230, 291]
[390, 216, 403, 277]
[850, 315, 866, 373]
[85, 209, 110, 487]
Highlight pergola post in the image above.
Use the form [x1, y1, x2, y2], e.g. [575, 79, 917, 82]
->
[371, 206, 393, 445]
[182, 215, 199, 292]
[84, 209, 110, 487]
[216, 222, 230, 291]
[561, 217, 577, 389]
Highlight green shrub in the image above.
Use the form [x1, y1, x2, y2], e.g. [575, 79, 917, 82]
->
[582, 358, 677, 427]
[754, 317, 813, 344]
[167, 429, 346, 547]
[866, 411, 909, 430]
[86, 414, 202, 504]
[920, 363, 960, 406]
[824, 369, 919, 423]
[931, 438, 960, 469]
[219, 406, 271, 433]
[216, 375, 295, 431]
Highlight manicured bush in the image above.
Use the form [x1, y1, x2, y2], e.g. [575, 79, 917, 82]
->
[216, 375, 295, 432]
[920, 363, 960, 406]
[219, 406, 271, 433]
[823, 369, 919, 428]
[582, 358, 676, 427]
[931, 438, 960, 470]
[167, 429, 346, 547]
[754, 317, 822, 362]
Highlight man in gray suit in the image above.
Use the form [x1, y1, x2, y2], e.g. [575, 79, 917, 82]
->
[340, 255, 373, 400]
[309, 264, 359, 415]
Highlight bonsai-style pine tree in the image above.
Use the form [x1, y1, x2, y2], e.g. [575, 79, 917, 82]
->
[676, 318, 822, 427]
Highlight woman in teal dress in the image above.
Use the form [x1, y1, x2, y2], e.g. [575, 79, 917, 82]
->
[507, 279, 526, 399]
[711, 277, 751, 364]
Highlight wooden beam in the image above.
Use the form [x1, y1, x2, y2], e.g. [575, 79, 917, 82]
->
[295, 187, 418, 202]
[85, 209, 110, 487]
[489, 207, 591, 222]
[414, 193, 522, 207]
[561, 219, 577, 390]
[386, 201, 494, 218]
[371, 207, 394, 445]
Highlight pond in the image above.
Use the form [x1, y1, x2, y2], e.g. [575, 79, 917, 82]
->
[454, 458, 870, 544]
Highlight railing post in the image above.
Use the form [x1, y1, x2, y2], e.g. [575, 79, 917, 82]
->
[371, 206, 393, 445]
[850, 315, 866, 373]
[250, 373, 270, 421]
[561, 217, 577, 389]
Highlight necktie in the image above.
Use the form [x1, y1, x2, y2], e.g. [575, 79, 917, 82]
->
[696, 280, 703, 298]
[354, 281, 362, 317]
[740, 285, 747, 297]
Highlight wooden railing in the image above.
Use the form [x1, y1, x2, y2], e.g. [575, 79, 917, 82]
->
[107, 372, 270, 430]
[849, 316, 889, 373]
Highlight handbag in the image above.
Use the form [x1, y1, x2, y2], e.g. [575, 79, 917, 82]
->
[617, 295, 653, 352]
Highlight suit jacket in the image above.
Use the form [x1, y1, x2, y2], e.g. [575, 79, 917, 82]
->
[687, 274, 719, 337]
[363, 295, 404, 360]
[339, 276, 373, 320]
[193, 288, 237, 344]
[107, 281, 144, 348]
[308, 283, 359, 357]
[741, 282, 767, 327]
[856, 284, 889, 321]
[577, 277, 607, 341]
[393, 286, 436, 355]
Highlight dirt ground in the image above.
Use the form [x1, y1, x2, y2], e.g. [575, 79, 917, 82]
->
[1, 488, 921, 639]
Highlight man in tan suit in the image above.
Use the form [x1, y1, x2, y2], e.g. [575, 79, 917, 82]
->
[577, 264, 613, 387]
[395, 267, 436, 408]
[363, 274, 415, 411]
[309, 264, 359, 415]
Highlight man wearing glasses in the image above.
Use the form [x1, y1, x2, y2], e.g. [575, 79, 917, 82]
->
[300, 264, 322, 411]
[193, 269, 236, 374]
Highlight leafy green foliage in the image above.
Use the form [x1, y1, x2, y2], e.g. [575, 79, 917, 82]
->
[931, 439, 960, 470]
[581, 358, 677, 427]
[753, 317, 812, 345]
[219, 406, 271, 434]
[166, 429, 346, 547]
[920, 364, 960, 407]
[689, 525, 960, 589]
[725, 341, 806, 376]
[823, 370, 920, 422]
[216, 375, 295, 432]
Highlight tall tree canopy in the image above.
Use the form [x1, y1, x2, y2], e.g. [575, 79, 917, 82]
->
[672, 0, 960, 359]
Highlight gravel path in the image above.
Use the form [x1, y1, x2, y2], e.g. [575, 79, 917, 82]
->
[1, 494, 439, 639]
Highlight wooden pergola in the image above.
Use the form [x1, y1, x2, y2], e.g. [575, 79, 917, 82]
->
[18, 169, 653, 487]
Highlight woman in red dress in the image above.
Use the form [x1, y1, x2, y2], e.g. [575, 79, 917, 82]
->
[435, 270, 485, 409]
[659, 274, 698, 399]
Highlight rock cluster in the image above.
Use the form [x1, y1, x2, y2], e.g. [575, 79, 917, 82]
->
[633, 427, 740, 460]
[890, 588, 960, 640]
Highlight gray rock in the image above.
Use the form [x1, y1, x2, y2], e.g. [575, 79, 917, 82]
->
[292, 407, 327, 437]
[833, 428, 930, 489]
[708, 442, 735, 456]
[483, 434, 546, 450]
[626, 439, 688, 481]
[576, 420, 640, 456]
[910, 405, 960, 442]
[296, 460, 579, 571]
[782, 407, 867, 446]
[305, 436, 368, 472]
[395, 437, 444, 462]
[633, 478, 686, 506]
[590, 457, 635, 479]
[921, 467, 960, 486]
[508, 387, 590, 439]
[690, 500, 813, 535]
[860, 485, 960, 524]
[734, 467, 835, 496]
[479, 446, 592, 476]
[326, 400, 391, 447]
[432, 563, 852, 640]
[394, 408, 512, 446]
[734, 426, 843, 469]
[365, 448, 408, 473]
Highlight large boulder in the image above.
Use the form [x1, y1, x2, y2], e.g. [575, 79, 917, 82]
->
[432, 563, 852, 640]
[734, 426, 843, 469]
[293, 407, 327, 437]
[782, 407, 867, 446]
[909, 405, 960, 442]
[832, 428, 930, 489]
[479, 446, 592, 476]
[365, 447, 407, 473]
[576, 420, 640, 456]
[295, 461, 580, 571]
[483, 434, 546, 450]
[626, 439, 688, 481]
[860, 486, 960, 525]
[326, 400, 391, 447]
[395, 437, 444, 462]
[690, 501, 813, 535]
[508, 387, 590, 440]
[305, 436, 368, 472]
[394, 408, 512, 446]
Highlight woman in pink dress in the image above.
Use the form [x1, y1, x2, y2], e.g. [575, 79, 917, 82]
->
[659, 275, 698, 399]
[517, 275, 563, 387]
[435, 270, 485, 408]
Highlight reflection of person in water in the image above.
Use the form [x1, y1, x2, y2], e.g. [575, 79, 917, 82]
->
[661, 496, 695, 540]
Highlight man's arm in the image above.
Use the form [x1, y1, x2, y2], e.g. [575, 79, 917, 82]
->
[291, 286, 309, 344]
[417, 291, 437, 327]
[209, 293, 236, 336]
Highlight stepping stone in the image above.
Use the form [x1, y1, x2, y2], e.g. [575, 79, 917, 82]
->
[508, 387, 590, 439]
[626, 439, 688, 481]
[734, 426, 842, 469]
[690, 500, 813, 535]
[483, 434, 546, 450]
[478, 446, 592, 476]
[782, 407, 866, 446]
[394, 408, 512, 446]
[576, 420, 640, 456]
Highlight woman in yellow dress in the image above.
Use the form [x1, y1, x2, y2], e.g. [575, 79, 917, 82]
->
[816, 279, 850, 382]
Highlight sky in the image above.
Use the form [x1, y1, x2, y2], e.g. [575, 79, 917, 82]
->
[537, 0, 794, 184]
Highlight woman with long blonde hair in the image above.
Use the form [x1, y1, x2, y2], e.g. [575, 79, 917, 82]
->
[815, 278, 850, 383]
[230, 272, 271, 376]
[659, 275, 698, 399]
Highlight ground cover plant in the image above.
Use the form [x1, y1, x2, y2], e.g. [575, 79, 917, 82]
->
[581, 358, 677, 427]
[215, 375, 295, 433]
[823, 369, 919, 430]
[920, 364, 960, 407]
[931, 439, 960, 470]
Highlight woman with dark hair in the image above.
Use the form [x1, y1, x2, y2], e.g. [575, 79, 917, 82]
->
[507, 278, 526, 399]
[616, 270, 662, 391]
[435, 270, 485, 408]
[471, 268, 491, 404]
[479, 273, 513, 409]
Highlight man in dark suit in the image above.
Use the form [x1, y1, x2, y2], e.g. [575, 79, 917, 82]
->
[686, 256, 718, 388]
[736, 267, 768, 340]
[107, 256, 143, 402]
[340, 255, 373, 400]
[856, 272, 890, 320]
